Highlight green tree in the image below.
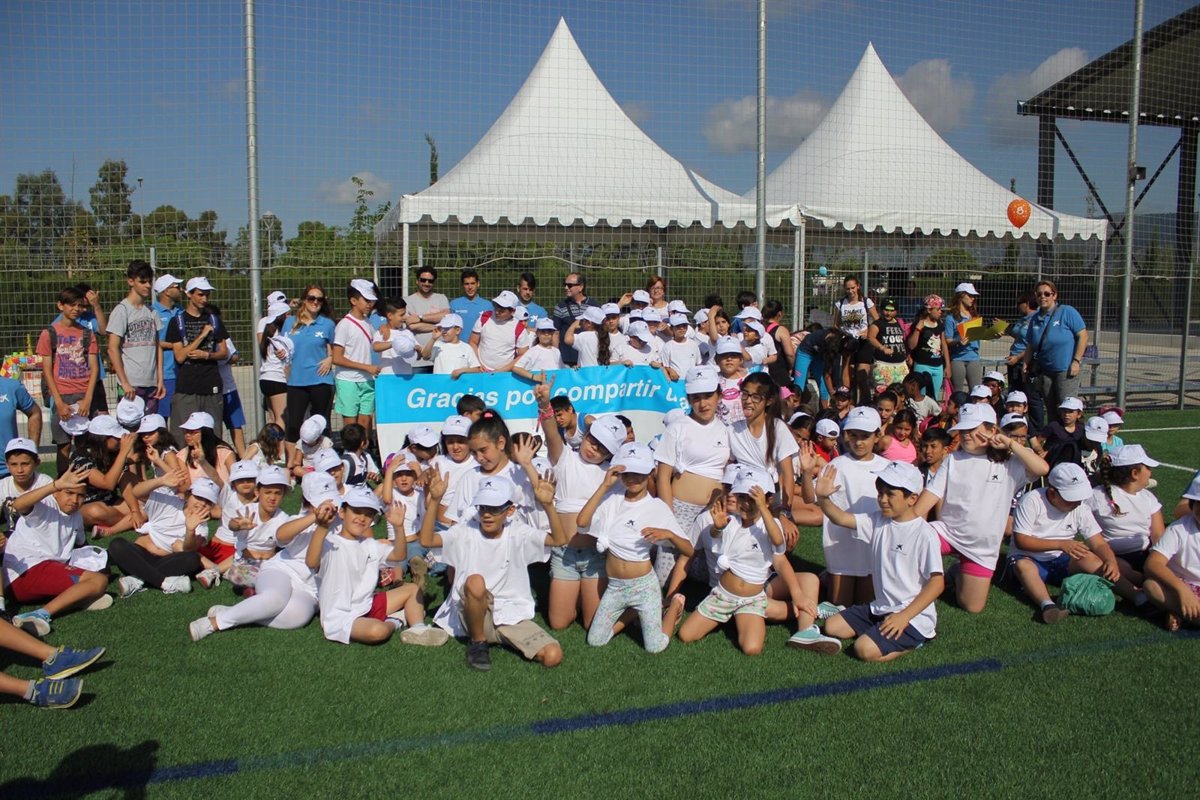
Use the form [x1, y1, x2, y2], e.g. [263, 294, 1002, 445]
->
[13, 170, 83, 260]
[425, 133, 439, 185]
[348, 176, 391, 236]
[89, 159, 133, 244]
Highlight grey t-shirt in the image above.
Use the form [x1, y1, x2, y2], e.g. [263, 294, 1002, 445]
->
[405, 291, 449, 368]
[106, 298, 162, 388]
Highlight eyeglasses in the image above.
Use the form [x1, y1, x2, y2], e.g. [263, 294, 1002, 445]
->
[1036, 291, 1055, 298]
[477, 503, 512, 516]
[739, 390, 769, 403]
[305, 294, 324, 302]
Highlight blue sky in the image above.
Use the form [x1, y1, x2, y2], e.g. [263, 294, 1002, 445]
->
[1, 0, 1193, 240]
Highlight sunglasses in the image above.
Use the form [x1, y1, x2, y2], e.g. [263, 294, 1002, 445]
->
[305, 294, 325, 302]
[417, 278, 434, 283]
[564, 282, 580, 288]
[1037, 291, 1055, 297]
[477, 503, 512, 516]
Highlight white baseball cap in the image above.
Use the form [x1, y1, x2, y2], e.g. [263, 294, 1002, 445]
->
[628, 321, 654, 343]
[266, 290, 287, 305]
[532, 455, 552, 474]
[663, 408, 686, 427]
[266, 301, 291, 320]
[693, 308, 710, 325]
[954, 282, 980, 296]
[641, 308, 662, 324]
[441, 415, 472, 438]
[731, 466, 774, 496]
[4, 437, 38, 458]
[668, 313, 689, 327]
[535, 317, 556, 332]
[788, 411, 813, 426]
[389, 450, 419, 474]
[390, 333, 416, 358]
[513, 307, 529, 322]
[843, 406, 882, 433]
[613, 443, 655, 475]
[736, 307, 763, 320]
[684, 364, 720, 394]
[1108, 444, 1160, 469]
[115, 396, 146, 428]
[437, 313, 463, 330]
[1058, 396, 1085, 411]
[1182, 474, 1200, 501]
[587, 415, 627, 456]
[582, 306, 606, 326]
[491, 290, 519, 309]
[632, 290, 651, 304]
[1083, 416, 1110, 443]
[299, 415, 327, 445]
[474, 476, 516, 508]
[1048, 462, 1091, 502]
[61, 415, 90, 437]
[1006, 391, 1028, 405]
[189, 476, 221, 505]
[722, 463, 744, 485]
[153, 274, 182, 294]
[984, 371, 1006, 384]
[1101, 411, 1124, 426]
[970, 384, 992, 400]
[744, 320, 767, 337]
[875, 461, 924, 495]
[342, 485, 385, 514]
[257, 465, 291, 488]
[950, 403, 998, 431]
[667, 299, 689, 315]
[228, 460, 259, 483]
[186, 276, 215, 293]
[311, 448, 344, 474]
[88, 415, 126, 438]
[179, 411, 215, 431]
[408, 424, 440, 449]
[1000, 413, 1028, 429]
[627, 309, 644, 322]
[136, 413, 167, 435]
[815, 418, 841, 438]
[301, 471, 340, 507]
[350, 278, 378, 302]
[601, 303, 621, 317]
[715, 335, 743, 357]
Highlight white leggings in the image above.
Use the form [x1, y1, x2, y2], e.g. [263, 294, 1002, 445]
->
[211, 568, 317, 632]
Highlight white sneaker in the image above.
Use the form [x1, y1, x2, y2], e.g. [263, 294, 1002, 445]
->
[208, 604, 232, 619]
[400, 623, 450, 647]
[188, 617, 215, 642]
[196, 569, 221, 589]
[85, 594, 114, 611]
[161, 576, 192, 594]
[117, 576, 146, 599]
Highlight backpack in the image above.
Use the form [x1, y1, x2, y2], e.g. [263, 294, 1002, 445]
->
[477, 310, 527, 342]
[40, 325, 93, 406]
[1059, 573, 1115, 616]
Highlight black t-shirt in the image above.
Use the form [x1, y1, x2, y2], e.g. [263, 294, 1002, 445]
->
[164, 309, 228, 396]
[872, 318, 908, 364]
[910, 323, 944, 367]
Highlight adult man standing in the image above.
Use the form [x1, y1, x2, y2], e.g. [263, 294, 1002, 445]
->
[405, 267, 449, 374]
[152, 274, 183, 420]
[516, 271, 547, 325]
[164, 277, 228, 436]
[107, 260, 164, 413]
[449, 269, 490, 337]
[552, 272, 599, 367]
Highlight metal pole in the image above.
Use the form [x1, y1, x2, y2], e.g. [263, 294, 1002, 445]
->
[401, 224, 410, 298]
[656, 246, 664, 280]
[244, 0, 263, 428]
[1117, 0, 1144, 408]
[1180, 223, 1196, 409]
[754, 0, 767, 302]
[373, 240, 380, 288]
[791, 226, 802, 330]
[149, 246, 156, 272]
[1093, 237, 1106, 359]
[862, 249, 869, 300]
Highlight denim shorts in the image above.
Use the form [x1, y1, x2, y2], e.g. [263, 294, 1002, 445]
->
[549, 545, 605, 581]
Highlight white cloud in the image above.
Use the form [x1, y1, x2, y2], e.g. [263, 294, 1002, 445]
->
[703, 89, 829, 153]
[896, 58, 974, 134]
[984, 47, 1089, 146]
[621, 101, 652, 124]
[317, 171, 393, 205]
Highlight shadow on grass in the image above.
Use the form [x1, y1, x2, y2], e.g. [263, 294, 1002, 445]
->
[0, 740, 159, 800]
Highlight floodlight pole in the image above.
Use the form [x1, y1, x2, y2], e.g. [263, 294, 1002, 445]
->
[1117, 0, 1145, 408]
[244, 0, 264, 428]
[754, 0, 767, 303]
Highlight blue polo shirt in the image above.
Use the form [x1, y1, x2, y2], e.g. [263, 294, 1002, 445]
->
[0, 376, 36, 478]
[153, 301, 181, 381]
[1024, 304, 1086, 373]
[944, 313, 980, 361]
[519, 300, 548, 325]
[450, 295, 491, 336]
[282, 315, 336, 386]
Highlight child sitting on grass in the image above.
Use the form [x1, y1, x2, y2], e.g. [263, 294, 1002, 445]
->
[0, 616, 105, 709]
[1140, 474, 1200, 631]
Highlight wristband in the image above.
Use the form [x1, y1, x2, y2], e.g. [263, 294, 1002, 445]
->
[538, 407, 555, 422]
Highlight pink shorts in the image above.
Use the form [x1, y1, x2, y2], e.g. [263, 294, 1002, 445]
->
[10, 561, 86, 603]
[361, 592, 388, 622]
[937, 533, 995, 579]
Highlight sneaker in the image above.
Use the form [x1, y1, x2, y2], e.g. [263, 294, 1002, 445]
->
[12, 609, 51, 638]
[1040, 603, 1069, 624]
[43, 646, 105, 680]
[196, 569, 221, 589]
[85, 594, 114, 612]
[787, 625, 843, 655]
[401, 623, 450, 647]
[189, 616, 215, 643]
[29, 677, 83, 709]
[161, 576, 192, 594]
[117, 575, 146, 599]
[816, 601, 845, 621]
[408, 555, 429, 591]
[466, 640, 492, 671]
[208, 604, 232, 620]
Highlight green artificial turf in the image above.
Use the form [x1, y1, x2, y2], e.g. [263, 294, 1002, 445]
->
[1, 410, 1197, 798]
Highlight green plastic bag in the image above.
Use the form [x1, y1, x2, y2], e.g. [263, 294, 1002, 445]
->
[1059, 573, 1116, 616]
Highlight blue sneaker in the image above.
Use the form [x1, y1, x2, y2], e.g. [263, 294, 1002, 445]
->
[29, 677, 83, 709]
[12, 608, 51, 638]
[816, 601, 845, 622]
[42, 646, 106, 680]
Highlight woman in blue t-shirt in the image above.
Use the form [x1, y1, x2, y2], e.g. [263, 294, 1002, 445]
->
[281, 283, 335, 443]
[1021, 279, 1088, 430]
[944, 282, 984, 395]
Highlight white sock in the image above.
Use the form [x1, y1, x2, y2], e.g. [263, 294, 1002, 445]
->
[1039, 599, 1055, 610]
[23, 681, 36, 701]
[385, 615, 405, 631]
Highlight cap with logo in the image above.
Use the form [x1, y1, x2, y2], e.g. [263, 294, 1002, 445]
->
[843, 406, 883, 433]
[535, 317, 556, 331]
[1108, 444, 1160, 469]
[1058, 396, 1085, 411]
[408, 424, 440, 449]
[228, 460, 260, 483]
[441, 415, 472, 438]
[1006, 391, 1028, 405]
[311, 448, 344, 474]
[581, 306, 606, 326]
[437, 313, 464, 330]
[189, 477, 221, 505]
[684, 364, 720, 394]
[88, 415, 127, 438]
[491, 290, 519, 309]
[186, 276, 215, 293]
[256, 465, 291, 488]
[587, 414, 627, 456]
[301, 471, 340, 507]
[1048, 462, 1092, 502]
[1083, 416, 1110, 443]
[180, 411, 215, 431]
[969, 384, 992, 400]
[342, 485, 385, 514]
[950, 403, 998, 431]
[632, 289, 651, 304]
[474, 476, 516, 508]
[999, 413, 1028, 429]
[349, 278, 378, 302]
[815, 418, 841, 438]
[876, 461, 924, 495]
[116, 395, 146, 428]
[715, 335, 743, 356]
[613, 442, 655, 475]
[299, 415, 327, 445]
[4, 437, 38, 458]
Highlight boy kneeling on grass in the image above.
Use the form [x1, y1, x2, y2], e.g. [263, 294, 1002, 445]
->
[1007, 462, 1138, 624]
[421, 471, 567, 672]
[815, 461, 943, 662]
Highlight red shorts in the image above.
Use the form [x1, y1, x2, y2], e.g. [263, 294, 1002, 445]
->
[10, 561, 86, 603]
[198, 540, 236, 563]
[936, 533, 996, 579]
[361, 592, 388, 621]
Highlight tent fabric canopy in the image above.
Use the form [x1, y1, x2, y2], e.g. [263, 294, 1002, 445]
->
[375, 18, 800, 238]
[756, 43, 1109, 241]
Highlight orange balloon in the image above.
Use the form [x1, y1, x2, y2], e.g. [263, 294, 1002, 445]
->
[1008, 198, 1031, 228]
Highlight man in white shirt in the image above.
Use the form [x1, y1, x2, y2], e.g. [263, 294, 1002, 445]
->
[404, 267, 450, 374]
[470, 291, 528, 373]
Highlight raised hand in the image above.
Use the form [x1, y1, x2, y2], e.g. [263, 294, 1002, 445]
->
[814, 465, 840, 500]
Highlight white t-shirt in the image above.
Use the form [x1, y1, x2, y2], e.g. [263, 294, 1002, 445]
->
[514, 344, 563, 373]
[1010, 488, 1102, 561]
[214, 487, 256, 545]
[259, 333, 294, 383]
[852, 512, 942, 638]
[138, 488, 203, 554]
[728, 418, 799, 482]
[552, 447, 610, 514]
[446, 462, 536, 527]
[374, 328, 417, 377]
[821, 453, 892, 576]
[385, 488, 424, 542]
[1151, 514, 1200, 586]
[434, 519, 549, 635]
[690, 509, 722, 587]
[299, 436, 334, 469]
[712, 517, 784, 585]
[591, 493, 682, 563]
[472, 315, 524, 370]
[742, 341, 770, 367]
[654, 415, 730, 481]
[571, 330, 600, 367]
[0, 473, 53, 530]
[432, 339, 480, 375]
[316, 534, 394, 643]
[620, 338, 662, 367]
[660, 339, 702, 377]
[924, 449, 1037, 566]
[432, 453, 477, 513]
[3, 494, 83, 584]
[238, 506, 287, 553]
[259, 514, 337, 599]
[835, 298, 875, 338]
[1086, 485, 1162, 555]
[333, 315, 377, 382]
[218, 339, 239, 395]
